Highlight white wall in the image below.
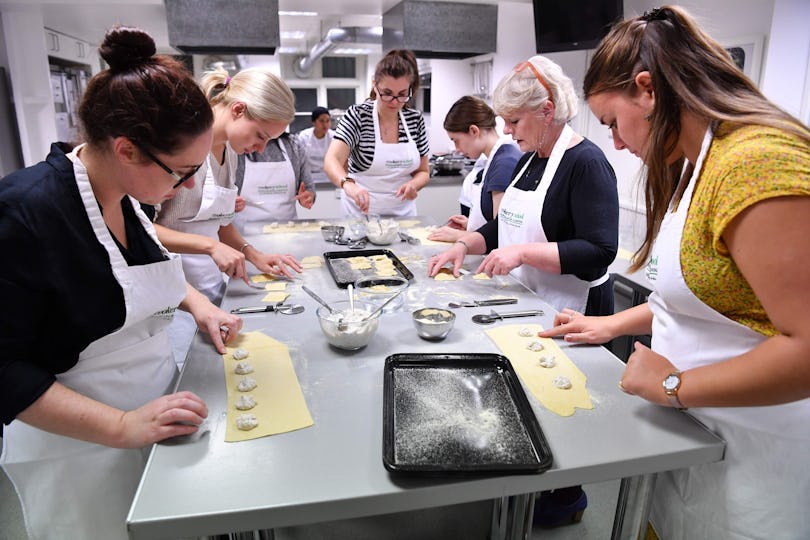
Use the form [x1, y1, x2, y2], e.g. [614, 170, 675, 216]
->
[760, 0, 810, 119]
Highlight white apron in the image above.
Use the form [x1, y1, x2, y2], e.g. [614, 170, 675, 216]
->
[467, 138, 512, 231]
[0, 146, 185, 540]
[342, 101, 421, 217]
[234, 141, 297, 234]
[646, 127, 810, 540]
[498, 125, 607, 313]
[174, 148, 238, 302]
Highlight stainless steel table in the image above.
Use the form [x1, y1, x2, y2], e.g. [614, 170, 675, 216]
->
[127, 219, 724, 540]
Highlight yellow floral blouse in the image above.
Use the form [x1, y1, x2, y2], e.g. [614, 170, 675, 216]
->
[682, 122, 810, 336]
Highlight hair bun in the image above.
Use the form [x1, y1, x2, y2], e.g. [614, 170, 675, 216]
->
[99, 24, 156, 70]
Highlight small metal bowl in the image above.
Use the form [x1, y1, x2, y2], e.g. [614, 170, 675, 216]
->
[321, 225, 345, 242]
[412, 307, 456, 341]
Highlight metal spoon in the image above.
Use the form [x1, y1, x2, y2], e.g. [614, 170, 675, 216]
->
[472, 309, 544, 325]
[360, 289, 407, 322]
[302, 285, 338, 314]
[348, 283, 355, 314]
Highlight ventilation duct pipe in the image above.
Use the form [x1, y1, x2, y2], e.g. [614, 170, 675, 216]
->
[294, 26, 382, 78]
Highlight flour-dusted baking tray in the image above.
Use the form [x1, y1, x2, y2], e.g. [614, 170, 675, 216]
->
[383, 353, 553, 475]
[323, 249, 414, 289]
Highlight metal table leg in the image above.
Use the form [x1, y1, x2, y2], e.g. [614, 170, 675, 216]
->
[489, 492, 536, 540]
[611, 474, 657, 540]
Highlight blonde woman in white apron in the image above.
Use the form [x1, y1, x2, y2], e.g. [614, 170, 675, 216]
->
[153, 67, 303, 305]
[545, 6, 810, 538]
[0, 26, 241, 539]
[233, 135, 316, 236]
[324, 49, 430, 217]
[429, 95, 522, 243]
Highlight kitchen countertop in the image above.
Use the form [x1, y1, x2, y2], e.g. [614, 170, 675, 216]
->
[127, 218, 724, 540]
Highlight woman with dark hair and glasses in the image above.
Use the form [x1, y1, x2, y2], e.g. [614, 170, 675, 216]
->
[544, 6, 810, 539]
[0, 25, 242, 539]
[323, 49, 430, 217]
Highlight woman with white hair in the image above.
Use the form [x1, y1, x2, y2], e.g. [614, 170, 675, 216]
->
[428, 55, 619, 318]
[428, 56, 619, 525]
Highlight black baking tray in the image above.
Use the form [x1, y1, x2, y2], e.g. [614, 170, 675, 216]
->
[383, 353, 553, 475]
[323, 249, 414, 289]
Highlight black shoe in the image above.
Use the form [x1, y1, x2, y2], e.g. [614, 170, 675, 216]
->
[532, 488, 588, 528]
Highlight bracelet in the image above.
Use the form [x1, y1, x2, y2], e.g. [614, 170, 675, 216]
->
[239, 243, 251, 254]
[455, 239, 469, 252]
[340, 176, 356, 189]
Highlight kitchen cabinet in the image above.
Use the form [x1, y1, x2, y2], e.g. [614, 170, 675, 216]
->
[44, 27, 98, 71]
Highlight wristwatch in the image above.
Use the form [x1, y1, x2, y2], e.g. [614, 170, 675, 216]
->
[340, 176, 356, 188]
[663, 371, 686, 409]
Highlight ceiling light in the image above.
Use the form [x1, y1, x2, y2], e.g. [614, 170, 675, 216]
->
[279, 11, 317, 16]
[281, 31, 306, 40]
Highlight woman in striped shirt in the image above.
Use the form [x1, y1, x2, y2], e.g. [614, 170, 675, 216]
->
[324, 49, 430, 217]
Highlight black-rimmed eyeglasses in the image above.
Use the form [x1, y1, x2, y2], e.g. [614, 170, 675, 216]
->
[132, 140, 203, 189]
[376, 86, 412, 103]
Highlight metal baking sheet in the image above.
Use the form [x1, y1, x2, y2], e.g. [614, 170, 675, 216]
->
[383, 353, 553, 475]
[323, 249, 414, 289]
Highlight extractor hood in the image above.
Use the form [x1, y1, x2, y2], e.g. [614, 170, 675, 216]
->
[165, 0, 280, 54]
[383, 1, 497, 59]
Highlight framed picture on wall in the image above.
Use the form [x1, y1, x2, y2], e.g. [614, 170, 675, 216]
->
[721, 35, 764, 86]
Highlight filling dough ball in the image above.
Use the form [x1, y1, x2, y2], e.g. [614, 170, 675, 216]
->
[553, 376, 572, 390]
[236, 413, 259, 431]
[526, 341, 545, 352]
[235, 395, 257, 410]
[538, 356, 557, 368]
[237, 377, 258, 392]
[518, 327, 535, 337]
[232, 348, 250, 360]
[234, 361, 254, 375]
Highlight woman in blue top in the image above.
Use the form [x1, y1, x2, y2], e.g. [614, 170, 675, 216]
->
[429, 95, 522, 243]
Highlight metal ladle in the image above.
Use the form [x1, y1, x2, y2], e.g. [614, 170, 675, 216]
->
[472, 309, 544, 325]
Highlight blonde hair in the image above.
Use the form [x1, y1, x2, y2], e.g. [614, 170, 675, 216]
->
[492, 55, 578, 122]
[201, 66, 295, 124]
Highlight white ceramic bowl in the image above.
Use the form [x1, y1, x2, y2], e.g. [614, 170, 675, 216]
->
[365, 218, 400, 245]
[316, 300, 380, 350]
[412, 307, 456, 340]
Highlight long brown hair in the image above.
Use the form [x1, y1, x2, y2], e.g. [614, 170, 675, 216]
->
[584, 5, 810, 271]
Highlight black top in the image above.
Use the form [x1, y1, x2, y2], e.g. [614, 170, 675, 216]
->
[0, 143, 166, 425]
[477, 138, 619, 282]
